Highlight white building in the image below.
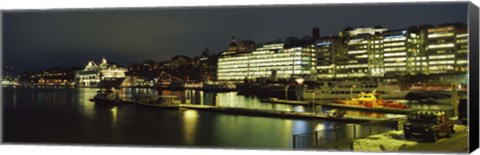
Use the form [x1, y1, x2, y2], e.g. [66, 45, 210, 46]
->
[217, 43, 316, 81]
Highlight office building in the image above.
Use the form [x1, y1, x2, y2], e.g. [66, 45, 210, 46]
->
[218, 43, 316, 81]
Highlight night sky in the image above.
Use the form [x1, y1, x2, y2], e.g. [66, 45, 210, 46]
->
[3, 2, 468, 74]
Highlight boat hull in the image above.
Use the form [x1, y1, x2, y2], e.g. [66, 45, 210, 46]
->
[302, 90, 409, 99]
[135, 102, 181, 109]
[98, 77, 126, 88]
[90, 98, 123, 106]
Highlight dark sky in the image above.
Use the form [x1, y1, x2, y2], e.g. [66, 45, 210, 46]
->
[3, 2, 468, 74]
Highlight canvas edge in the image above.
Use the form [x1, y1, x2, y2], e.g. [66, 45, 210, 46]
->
[468, 1, 479, 153]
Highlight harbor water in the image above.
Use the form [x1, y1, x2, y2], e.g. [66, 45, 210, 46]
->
[2, 87, 453, 149]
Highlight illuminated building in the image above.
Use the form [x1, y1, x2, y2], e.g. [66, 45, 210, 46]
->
[382, 30, 411, 77]
[1, 66, 19, 87]
[369, 34, 384, 77]
[426, 23, 468, 74]
[217, 43, 316, 81]
[315, 36, 344, 79]
[454, 26, 468, 73]
[405, 25, 430, 76]
[339, 27, 388, 78]
[75, 57, 127, 88]
[345, 34, 371, 78]
[330, 24, 468, 80]
[218, 23, 468, 82]
[339, 27, 388, 37]
[18, 67, 78, 87]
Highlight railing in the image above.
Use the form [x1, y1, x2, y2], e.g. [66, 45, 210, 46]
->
[293, 119, 401, 150]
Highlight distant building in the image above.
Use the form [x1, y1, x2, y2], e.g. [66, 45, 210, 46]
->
[75, 58, 127, 88]
[312, 27, 320, 40]
[2, 66, 19, 87]
[198, 48, 218, 81]
[19, 67, 79, 87]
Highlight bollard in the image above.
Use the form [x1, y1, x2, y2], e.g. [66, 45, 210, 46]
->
[353, 125, 357, 139]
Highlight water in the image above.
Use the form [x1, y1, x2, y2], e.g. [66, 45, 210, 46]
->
[3, 87, 340, 149]
[3, 87, 453, 149]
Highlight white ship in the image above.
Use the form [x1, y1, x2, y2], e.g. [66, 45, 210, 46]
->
[300, 81, 410, 100]
[75, 58, 128, 88]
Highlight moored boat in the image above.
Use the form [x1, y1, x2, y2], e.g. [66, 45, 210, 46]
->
[133, 93, 182, 108]
[301, 81, 410, 100]
[90, 88, 123, 105]
[201, 82, 237, 91]
[259, 97, 309, 105]
[334, 92, 408, 109]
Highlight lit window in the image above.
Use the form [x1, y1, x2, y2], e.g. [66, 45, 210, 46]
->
[427, 43, 455, 49]
[428, 32, 454, 38]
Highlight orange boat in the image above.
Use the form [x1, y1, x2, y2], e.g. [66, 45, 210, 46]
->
[334, 92, 408, 109]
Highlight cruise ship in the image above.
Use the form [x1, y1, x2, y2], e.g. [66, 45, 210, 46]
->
[299, 81, 410, 100]
[74, 58, 128, 88]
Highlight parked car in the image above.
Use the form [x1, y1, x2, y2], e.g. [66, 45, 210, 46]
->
[404, 111, 455, 142]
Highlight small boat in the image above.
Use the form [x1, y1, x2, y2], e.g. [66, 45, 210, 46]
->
[301, 81, 410, 100]
[334, 92, 408, 109]
[134, 93, 181, 108]
[90, 88, 122, 105]
[201, 82, 237, 92]
[259, 97, 309, 105]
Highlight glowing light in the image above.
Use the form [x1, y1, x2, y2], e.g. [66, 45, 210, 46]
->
[111, 106, 118, 126]
[182, 110, 199, 145]
[295, 78, 305, 85]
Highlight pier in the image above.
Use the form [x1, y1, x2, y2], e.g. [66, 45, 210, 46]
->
[91, 98, 391, 123]
[178, 104, 388, 123]
[314, 102, 416, 114]
[259, 98, 310, 105]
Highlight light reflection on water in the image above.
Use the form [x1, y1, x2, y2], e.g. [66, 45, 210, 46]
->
[182, 109, 199, 145]
[3, 87, 453, 148]
[78, 88, 96, 118]
[3, 87, 333, 148]
[125, 88, 452, 118]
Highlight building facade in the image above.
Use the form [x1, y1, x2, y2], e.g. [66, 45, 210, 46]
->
[426, 23, 468, 74]
[198, 48, 218, 81]
[337, 27, 388, 78]
[315, 36, 343, 79]
[218, 43, 316, 81]
[216, 23, 468, 82]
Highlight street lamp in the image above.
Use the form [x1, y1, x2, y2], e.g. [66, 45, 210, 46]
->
[285, 85, 290, 99]
[312, 85, 316, 114]
[350, 85, 356, 99]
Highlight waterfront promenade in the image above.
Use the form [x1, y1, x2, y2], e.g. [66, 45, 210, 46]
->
[113, 99, 389, 123]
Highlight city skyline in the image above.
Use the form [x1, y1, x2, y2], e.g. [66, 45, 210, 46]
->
[3, 2, 468, 74]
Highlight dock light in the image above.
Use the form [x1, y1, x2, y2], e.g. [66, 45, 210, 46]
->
[295, 78, 305, 85]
